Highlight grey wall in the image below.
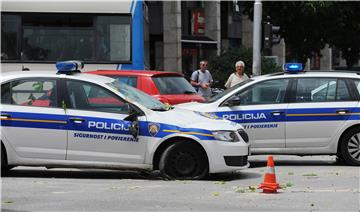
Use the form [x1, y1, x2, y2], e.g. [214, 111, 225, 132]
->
[163, 1, 182, 72]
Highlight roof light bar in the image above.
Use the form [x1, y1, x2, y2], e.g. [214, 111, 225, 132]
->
[56, 61, 84, 74]
[283, 63, 303, 73]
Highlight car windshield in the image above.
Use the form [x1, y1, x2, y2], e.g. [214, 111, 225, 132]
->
[207, 79, 253, 103]
[107, 80, 171, 111]
[152, 76, 197, 94]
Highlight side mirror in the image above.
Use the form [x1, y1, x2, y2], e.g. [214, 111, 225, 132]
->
[124, 103, 143, 139]
[129, 119, 139, 138]
[224, 97, 241, 107]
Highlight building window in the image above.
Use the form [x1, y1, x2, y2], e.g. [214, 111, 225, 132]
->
[1, 14, 20, 60]
[1, 13, 131, 63]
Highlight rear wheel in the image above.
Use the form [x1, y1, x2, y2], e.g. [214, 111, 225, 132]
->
[159, 141, 209, 180]
[339, 128, 360, 166]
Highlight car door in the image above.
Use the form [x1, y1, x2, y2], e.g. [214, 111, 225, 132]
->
[1, 78, 67, 159]
[286, 77, 358, 148]
[215, 78, 290, 148]
[63, 79, 147, 164]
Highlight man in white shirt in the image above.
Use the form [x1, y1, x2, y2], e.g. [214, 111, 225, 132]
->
[224, 60, 249, 89]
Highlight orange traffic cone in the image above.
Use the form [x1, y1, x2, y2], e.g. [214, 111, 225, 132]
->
[258, 155, 280, 193]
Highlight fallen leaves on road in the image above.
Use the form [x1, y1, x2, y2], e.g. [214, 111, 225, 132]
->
[302, 173, 318, 177]
[52, 191, 67, 194]
[281, 182, 294, 189]
[3, 201, 14, 204]
[33, 181, 49, 184]
[214, 181, 226, 185]
[212, 192, 220, 196]
[128, 186, 140, 190]
[235, 186, 257, 193]
[109, 186, 121, 190]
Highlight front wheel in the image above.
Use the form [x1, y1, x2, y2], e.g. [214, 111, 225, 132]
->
[159, 141, 209, 180]
[339, 128, 360, 166]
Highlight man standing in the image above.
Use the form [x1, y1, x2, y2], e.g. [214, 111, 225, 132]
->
[190, 60, 213, 100]
[224, 60, 249, 89]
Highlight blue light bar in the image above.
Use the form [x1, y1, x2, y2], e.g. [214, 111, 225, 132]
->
[56, 61, 84, 74]
[283, 63, 303, 73]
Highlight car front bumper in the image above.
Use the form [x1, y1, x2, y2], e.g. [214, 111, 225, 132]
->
[202, 139, 250, 173]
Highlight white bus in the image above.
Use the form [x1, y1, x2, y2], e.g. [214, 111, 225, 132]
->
[1, 0, 149, 72]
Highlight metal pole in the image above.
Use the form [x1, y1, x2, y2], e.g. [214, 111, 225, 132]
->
[252, 0, 262, 76]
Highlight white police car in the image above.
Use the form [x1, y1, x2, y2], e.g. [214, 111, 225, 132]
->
[0, 61, 249, 179]
[178, 63, 360, 166]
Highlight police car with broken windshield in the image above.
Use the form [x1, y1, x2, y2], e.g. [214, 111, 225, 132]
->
[0, 61, 249, 179]
[178, 63, 360, 166]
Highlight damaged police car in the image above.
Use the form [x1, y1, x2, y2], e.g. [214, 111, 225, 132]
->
[0, 61, 249, 179]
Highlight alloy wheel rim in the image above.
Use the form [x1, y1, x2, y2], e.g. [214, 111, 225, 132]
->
[347, 132, 360, 161]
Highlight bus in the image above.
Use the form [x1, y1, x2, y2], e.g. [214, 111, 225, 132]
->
[1, 0, 149, 72]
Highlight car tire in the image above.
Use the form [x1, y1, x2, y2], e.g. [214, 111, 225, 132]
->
[1, 143, 9, 173]
[339, 128, 360, 166]
[335, 155, 346, 165]
[159, 141, 209, 180]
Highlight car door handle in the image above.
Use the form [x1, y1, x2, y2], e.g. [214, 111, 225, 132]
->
[0, 113, 11, 119]
[270, 111, 284, 116]
[336, 109, 350, 115]
[69, 117, 85, 124]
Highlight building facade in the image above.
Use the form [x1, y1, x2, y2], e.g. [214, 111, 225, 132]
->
[149, 1, 356, 75]
[1, 0, 356, 74]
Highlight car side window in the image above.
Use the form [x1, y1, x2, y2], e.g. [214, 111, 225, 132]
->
[66, 80, 129, 114]
[234, 79, 289, 105]
[354, 80, 360, 96]
[1, 82, 11, 104]
[295, 78, 351, 103]
[8, 79, 57, 107]
[336, 80, 352, 101]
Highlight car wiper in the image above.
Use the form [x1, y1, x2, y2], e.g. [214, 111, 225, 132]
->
[184, 90, 196, 94]
[151, 108, 168, 111]
[152, 106, 174, 111]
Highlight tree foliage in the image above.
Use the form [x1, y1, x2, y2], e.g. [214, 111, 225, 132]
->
[242, 1, 360, 68]
[208, 47, 280, 88]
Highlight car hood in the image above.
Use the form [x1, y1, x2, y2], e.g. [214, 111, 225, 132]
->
[176, 101, 211, 111]
[147, 106, 243, 131]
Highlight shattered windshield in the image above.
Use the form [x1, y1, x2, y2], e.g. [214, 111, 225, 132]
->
[107, 80, 172, 111]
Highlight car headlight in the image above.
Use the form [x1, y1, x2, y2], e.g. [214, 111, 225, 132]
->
[212, 130, 239, 142]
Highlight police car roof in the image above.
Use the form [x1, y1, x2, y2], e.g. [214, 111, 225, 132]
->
[256, 70, 360, 80]
[1, 70, 114, 85]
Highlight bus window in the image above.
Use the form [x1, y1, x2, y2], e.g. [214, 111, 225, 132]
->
[2, 13, 131, 63]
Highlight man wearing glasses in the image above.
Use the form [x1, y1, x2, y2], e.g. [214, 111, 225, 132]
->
[190, 60, 214, 100]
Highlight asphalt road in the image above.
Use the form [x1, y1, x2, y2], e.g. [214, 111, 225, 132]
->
[1, 155, 359, 211]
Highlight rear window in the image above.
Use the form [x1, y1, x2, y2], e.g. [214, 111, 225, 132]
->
[107, 75, 137, 87]
[152, 76, 197, 95]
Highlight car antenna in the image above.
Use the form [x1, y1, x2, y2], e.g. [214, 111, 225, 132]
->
[22, 65, 30, 71]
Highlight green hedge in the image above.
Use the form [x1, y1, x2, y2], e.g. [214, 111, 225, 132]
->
[208, 47, 281, 88]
